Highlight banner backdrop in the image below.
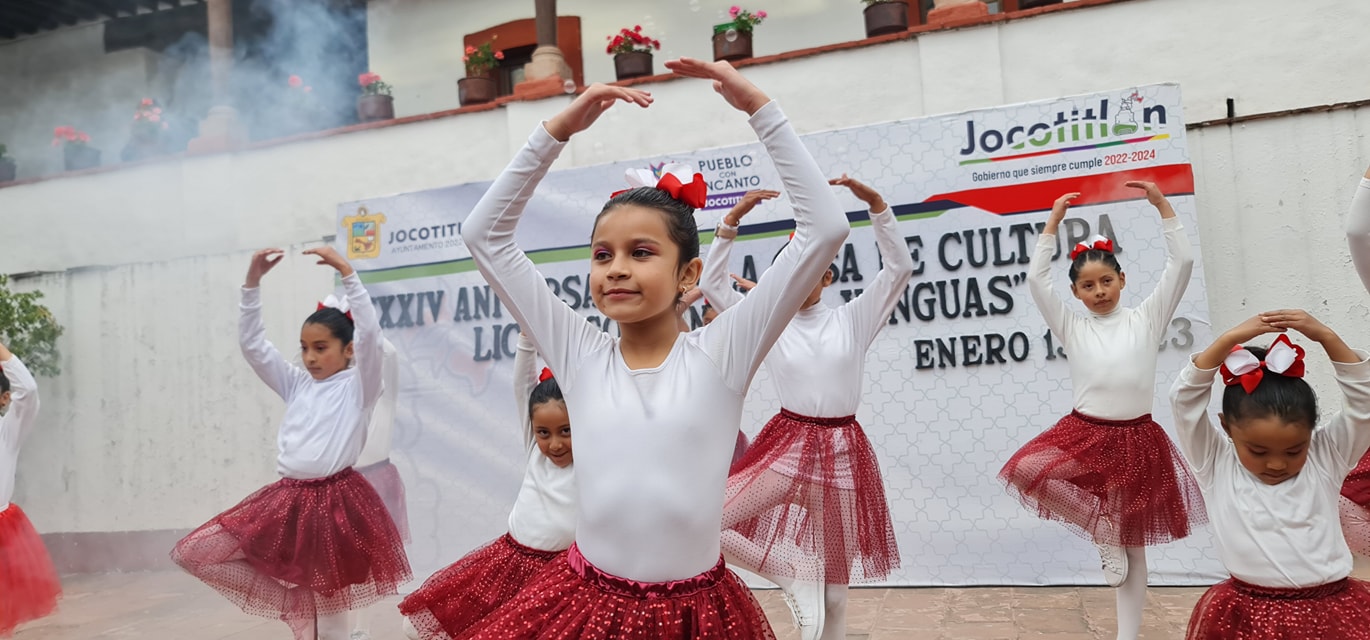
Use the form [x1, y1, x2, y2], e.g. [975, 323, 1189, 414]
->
[338, 83, 1225, 587]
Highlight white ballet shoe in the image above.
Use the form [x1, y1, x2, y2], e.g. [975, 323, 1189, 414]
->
[779, 579, 825, 640]
[1096, 543, 1128, 587]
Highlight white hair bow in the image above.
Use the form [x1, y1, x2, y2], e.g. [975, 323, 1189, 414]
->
[317, 293, 352, 318]
[1220, 334, 1305, 394]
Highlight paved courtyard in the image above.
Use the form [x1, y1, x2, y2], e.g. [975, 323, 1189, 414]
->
[12, 570, 1224, 640]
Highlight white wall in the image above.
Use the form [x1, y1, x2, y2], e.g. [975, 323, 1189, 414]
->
[5, 0, 1370, 533]
[366, 0, 875, 117]
[0, 23, 164, 180]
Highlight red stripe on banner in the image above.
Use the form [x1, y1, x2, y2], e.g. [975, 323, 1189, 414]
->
[927, 164, 1195, 216]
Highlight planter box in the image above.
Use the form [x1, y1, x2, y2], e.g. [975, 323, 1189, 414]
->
[614, 51, 654, 81]
[64, 145, 100, 171]
[458, 76, 498, 106]
[357, 94, 395, 123]
[712, 27, 754, 62]
[865, 1, 910, 37]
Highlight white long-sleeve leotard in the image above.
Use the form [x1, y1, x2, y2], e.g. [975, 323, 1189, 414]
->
[460, 101, 849, 582]
[1029, 217, 1193, 420]
[507, 333, 576, 551]
[1346, 177, 1370, 293]
[356, 337, 399, 468]
[0, 355, 39, 509]
[1171, 351, 1370, 588]
[700, 206, 915, 417]
[239, 272, 385, 479]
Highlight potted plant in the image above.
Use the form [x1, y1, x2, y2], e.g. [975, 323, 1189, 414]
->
[713, 6, 766, 62]
[607, 25, 661, 81]
[0, 145, 14, 183]
[357, 72, 395, 122]
[862, 0, 910, 37]
[52, 126, 99, 171]
[459, 38, 503, 106]
[123, 98, 169, 161]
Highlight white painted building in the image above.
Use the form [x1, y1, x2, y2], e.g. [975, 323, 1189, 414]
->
[1, 0, 1369, 575]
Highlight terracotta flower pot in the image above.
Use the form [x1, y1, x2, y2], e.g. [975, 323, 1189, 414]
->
[712, 29, 753, 62]
[864, 1, 910, 37]
[613, 51, 654, 81]
[63, 145, 100, 171]
[458, 76, 497, 106]
[357, 94, 395, 122]
[0, 158, 14, 183]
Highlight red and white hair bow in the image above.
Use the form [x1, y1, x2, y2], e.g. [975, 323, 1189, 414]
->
[1069, 235, 1115, 260]
[538, 367, 554, 383]
[614, 162, 708, 209]
[1220, 334, 1306, 394]
[317, 293, 353, 320]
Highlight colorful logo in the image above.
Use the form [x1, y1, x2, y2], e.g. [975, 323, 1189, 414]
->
[958, 90, 1170, 165]
[342, 206, 387, 259]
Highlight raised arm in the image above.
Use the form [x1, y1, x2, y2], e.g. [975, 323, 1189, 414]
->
[344, 274, 384, 409]
[0, 348, 41, 446]
[1347, 170, 1370, 293]
[701, 190, 779, 313]
[1128, 181, 1194, 333]
[1178, 315, 1292, 480]
[1260, 310, 1370, 469]
[681, 91, 848, 387]
[461, 85, 649, 388]
[1169, 357, 1224, 484]
[700, 232, 745, 312]
[1027, 193, 1078, 341]
[513, 332, 539, 449]
[835, 176, 914, 346]
[239, 249, 305, 400]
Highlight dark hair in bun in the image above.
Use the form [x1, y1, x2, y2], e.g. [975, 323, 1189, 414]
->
[303, 307, 355, 344]
[595, 187, 699, 269]
[1222, 345, 1318, 431]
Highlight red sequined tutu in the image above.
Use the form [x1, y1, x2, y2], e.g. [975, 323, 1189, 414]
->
[0, 504, 61, 637]
[1342, 453, 1370, 507]
[998, 411, 1205, 547]
[456, 544, 775, 640]
[358, 459, 410, 543]
[1186, 577, 1370, 639]
[170, 467, 412, 624]
[723, 409, 899, 584]
[1340, 496, 1370, 557]
[400, 533, 563, 640]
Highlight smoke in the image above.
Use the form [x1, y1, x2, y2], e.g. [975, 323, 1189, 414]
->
[0, 0, 368, 180]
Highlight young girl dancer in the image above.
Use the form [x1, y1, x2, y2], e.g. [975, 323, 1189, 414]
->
[1172, 311, 1370, 639]
[399, 333, 575, 640]
[701, 176, 912, 640]
[999, 182, 1203, 640]
[1337, 167, 1370, 556]
[455, 58, 849, 639]
[0, 341, 61, 638]
[171, 246, 411, 640]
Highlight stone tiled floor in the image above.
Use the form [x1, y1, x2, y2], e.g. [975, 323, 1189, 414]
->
[12, 570, 1218, 640]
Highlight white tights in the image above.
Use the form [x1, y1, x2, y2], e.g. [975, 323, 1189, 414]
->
[1115, 547, 1147, 640]
[818, 584, 849, 640]
[292, 612, 350, 640]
